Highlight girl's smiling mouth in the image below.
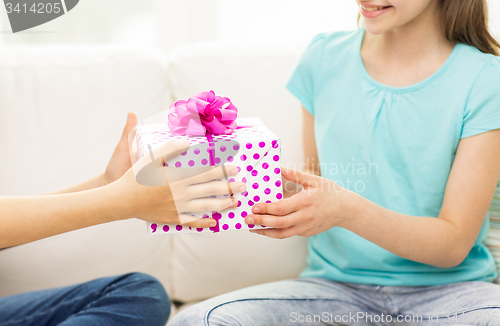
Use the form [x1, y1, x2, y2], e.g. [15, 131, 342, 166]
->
[360, 4, 393, 18]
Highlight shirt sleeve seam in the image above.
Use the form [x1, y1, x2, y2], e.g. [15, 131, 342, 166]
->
[463, 57, 496, 120]
[460, 116, 500, 138]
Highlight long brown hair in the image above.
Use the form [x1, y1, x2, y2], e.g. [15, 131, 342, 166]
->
[438, 0, 499, 55]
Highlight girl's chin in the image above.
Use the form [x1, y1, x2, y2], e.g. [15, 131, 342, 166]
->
[361, 22, 393, 35]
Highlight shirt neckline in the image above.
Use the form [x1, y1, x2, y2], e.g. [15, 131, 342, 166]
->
[356, 29, 462, 93]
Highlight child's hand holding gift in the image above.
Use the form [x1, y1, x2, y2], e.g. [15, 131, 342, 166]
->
[245, 168, 353, 238]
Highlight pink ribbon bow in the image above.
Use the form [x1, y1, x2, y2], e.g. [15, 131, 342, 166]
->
[168, 90, 238, 136]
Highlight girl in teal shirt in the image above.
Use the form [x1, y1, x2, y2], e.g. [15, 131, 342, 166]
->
[171, 0, 500, 324]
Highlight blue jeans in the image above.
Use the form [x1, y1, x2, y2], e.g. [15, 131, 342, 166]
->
[0, 273, 170, 326]
[169, 277, 500, 325]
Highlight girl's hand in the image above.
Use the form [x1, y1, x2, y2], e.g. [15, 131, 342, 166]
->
[104, 112, 138, 184]
[245, 168, 354, 239]
[113, 140, 246, 228]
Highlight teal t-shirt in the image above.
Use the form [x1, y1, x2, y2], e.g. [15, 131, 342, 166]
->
[286, 29, 500, 286]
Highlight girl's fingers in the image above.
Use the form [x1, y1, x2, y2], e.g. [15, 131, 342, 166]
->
[159, 140, 191, 161]
[180, 215, 217, 228]
[186, 196, 236, 213]
[250, 226, 298, 239]
[184, 165, 239, 185]
[251, 197, 298, 216]
[122, 112, 138, 141]
[189, 181, 246, 199]
[245, 212, 299, 229]
[281, 168, 319, 187]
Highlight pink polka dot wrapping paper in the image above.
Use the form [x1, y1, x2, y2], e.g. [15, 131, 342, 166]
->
[135, 118, 283, 235]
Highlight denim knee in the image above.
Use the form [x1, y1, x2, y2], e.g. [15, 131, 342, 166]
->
[169, 303, 209, 326]
[169, 300, 252, 326]
[118, 273, 171, 325]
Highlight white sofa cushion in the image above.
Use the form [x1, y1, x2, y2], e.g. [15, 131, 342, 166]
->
[167, 42, 309, 303]
[0, 45, 173, 297]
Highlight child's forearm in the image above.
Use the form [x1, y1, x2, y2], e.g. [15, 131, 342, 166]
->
[0, 182, 130, 249]
[47, 173, 110, 195]
[342, 193, 469, 268]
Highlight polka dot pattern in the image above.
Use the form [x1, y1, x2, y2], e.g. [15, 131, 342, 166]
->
[141, 118, 283, 235]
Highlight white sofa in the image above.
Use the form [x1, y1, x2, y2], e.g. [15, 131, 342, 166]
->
[0, 42, 309, 321]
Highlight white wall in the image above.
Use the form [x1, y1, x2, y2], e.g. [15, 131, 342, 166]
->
[154, 0, 217, 53]
[152, 0, 359, 52]
[489, 0, 500, 39]
[216, 0, 359, 45]
[0, 0, 156, 45]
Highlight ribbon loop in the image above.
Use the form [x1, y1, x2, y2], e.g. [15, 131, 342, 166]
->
[168, 90, 238, 137]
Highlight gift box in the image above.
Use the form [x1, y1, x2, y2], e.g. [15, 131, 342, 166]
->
[135, 117, 282, 234]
